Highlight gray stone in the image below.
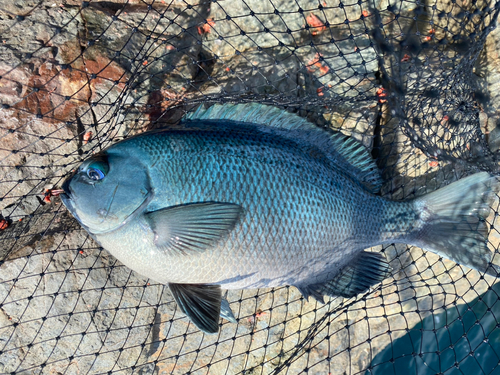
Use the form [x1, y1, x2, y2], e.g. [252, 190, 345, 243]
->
[0, 0, 499, 374]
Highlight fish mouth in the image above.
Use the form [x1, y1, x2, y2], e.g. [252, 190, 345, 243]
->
[61, 169, 76, 196]
[60, 173, 74, 214]
[60, 169, 76, 208]
[60, 169, 78, 212]
[59, 192, 71, 210]
[60, 190, 90, 232]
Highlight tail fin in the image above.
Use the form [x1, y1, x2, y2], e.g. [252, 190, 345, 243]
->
[411, 172, 499, 276]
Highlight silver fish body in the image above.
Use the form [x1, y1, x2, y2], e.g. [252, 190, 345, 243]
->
[61, 104, 498, 333]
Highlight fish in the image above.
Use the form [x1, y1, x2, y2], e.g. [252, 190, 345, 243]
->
[60, 103, 499, 334]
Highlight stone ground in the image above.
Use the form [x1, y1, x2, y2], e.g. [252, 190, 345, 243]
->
[0, 0, 499, 374]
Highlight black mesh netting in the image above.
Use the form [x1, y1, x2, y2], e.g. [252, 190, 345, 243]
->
[1, 0, 500, 374]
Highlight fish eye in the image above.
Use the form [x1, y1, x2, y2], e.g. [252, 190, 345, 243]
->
[86, 159, 109, 181]
[87, 167, 105, 181]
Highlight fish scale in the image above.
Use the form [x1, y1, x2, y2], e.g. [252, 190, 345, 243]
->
[98, 125, 389, 288]
[61, 103, 498, 333]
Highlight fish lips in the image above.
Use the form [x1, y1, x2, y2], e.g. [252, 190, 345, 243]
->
[61, 169, 76, 197]
[60, 170, 87, 229]
[60, 192, 84, 227]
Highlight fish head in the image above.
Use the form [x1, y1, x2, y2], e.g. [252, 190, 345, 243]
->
[60, 151, 153, 234]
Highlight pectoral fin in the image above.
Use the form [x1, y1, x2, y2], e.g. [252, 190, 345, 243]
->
[298, 251, 391, 300]
[145, 202, 242, 255]
[169, 283, 222, 334]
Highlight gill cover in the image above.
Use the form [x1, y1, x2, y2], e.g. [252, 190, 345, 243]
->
[61, 151, 152, 234]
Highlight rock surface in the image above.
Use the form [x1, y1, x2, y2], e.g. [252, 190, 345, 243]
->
[0, 0, 499, 374]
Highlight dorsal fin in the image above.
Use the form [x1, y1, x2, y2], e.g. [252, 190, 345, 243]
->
[327, 132, 383, 193]
[185, 103, 382, 193]
[186, 102, 319, 132]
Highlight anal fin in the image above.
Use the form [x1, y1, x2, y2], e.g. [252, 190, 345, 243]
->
[297, 251, 391, 300]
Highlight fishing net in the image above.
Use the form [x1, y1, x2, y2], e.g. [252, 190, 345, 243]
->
[1, 0, 500, 374]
